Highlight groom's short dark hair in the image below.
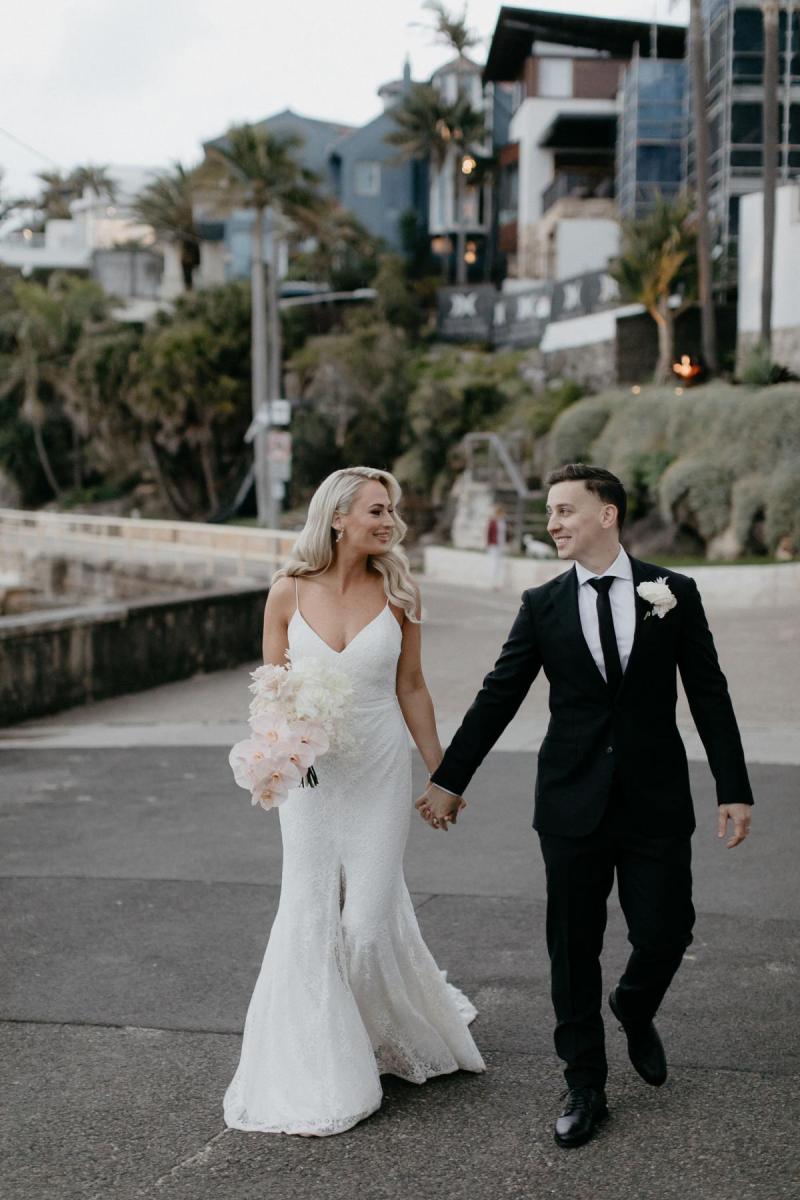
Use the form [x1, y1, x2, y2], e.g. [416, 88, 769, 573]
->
[546, 463, 627, 529]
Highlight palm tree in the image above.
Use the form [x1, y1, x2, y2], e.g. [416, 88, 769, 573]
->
[200, 125, 320, 524]
[761, 0, 780, 352]
[0, 274, 109, 496]
[387, 85, 485, 284]
[0, 169, 21, 223]
[687, 0, 718, 374]
[416, 2, 486, 285]
[32, 170, 75, 220]
[418, 0, 482, 55]
[69, 164, 117, 202]
[611, 194, 698, 384]
[132, 164, 201, 291]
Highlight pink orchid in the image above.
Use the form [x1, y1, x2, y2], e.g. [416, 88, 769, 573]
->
[249, 713, 294, 747]
[292, 720, 330, 757]
[250, 757, 303, 809]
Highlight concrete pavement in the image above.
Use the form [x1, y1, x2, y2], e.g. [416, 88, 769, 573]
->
[1, 580, 798, 1199]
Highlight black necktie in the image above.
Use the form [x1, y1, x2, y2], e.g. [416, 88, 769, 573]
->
[588, 576, 623, 691]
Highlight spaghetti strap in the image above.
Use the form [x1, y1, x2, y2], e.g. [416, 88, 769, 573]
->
[294, 576, 300, 616]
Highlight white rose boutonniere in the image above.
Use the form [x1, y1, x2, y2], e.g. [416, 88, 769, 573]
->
[636, 577, 677, 620]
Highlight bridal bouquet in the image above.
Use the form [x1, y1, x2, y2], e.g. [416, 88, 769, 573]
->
[229, 655, 355, 810]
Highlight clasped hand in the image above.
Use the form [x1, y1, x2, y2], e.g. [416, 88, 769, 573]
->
[415, 783, 466, 831]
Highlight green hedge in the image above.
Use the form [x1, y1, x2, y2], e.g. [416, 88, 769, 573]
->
[547, 383, 800, 553]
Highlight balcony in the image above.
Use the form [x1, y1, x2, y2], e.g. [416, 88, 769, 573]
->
[541, 171, 615, 216]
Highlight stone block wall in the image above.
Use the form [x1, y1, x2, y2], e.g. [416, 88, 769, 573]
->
[0, 586, 266, 725]
[541, 338, 617, 391]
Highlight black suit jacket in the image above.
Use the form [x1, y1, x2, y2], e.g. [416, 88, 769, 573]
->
[431, 557, 754, 838]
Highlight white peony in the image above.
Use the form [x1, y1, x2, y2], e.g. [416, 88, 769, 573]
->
[231, 652, 357, 809]
[636, 577, 677, 619]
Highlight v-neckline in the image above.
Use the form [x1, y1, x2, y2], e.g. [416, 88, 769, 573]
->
[292, 603, 391, 655]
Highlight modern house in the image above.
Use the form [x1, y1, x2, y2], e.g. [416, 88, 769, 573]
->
[0, 165, 189, 319]
[425, 54, 495, 281]
[483, 6, 686, 282]
[200, 109, 355, 281]
[330, 59, 428, 251]
[199, 66, 431, 277]
[616, 52, 687, 219]
[696, 0, 800, 281]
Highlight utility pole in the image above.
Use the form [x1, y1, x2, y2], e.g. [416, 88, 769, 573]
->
[689, 0, 719, 373]
[251, 207, 274, 527]
[761, 0, 780, 351]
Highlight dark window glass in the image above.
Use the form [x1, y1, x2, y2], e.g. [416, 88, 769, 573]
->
[636, 144, 682, 182]
[728, 196, 740, 237]
[789, 104, 800, 144]
[730, 148, 762, 168]
[731, 102, 763, 144]
[733, 9, 763, 52]
[732, 54, 763, 81]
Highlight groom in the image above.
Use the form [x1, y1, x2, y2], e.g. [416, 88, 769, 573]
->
[416, 464, 753, 1148]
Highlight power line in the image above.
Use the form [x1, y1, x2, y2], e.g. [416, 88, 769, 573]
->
[0, 125, 61, 168]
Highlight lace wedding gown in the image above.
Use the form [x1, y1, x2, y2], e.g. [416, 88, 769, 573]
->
[223, 590, 485, 1136]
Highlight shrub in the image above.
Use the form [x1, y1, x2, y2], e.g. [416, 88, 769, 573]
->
[740, 343, 782, 388]
[659, 456, 733, 540]
[498, 378, 584, 440]
[546, 382, 800, 553]
[730, 474, 767, 553]
[764, 467, 800, 552]
[547, 393, 622, 467]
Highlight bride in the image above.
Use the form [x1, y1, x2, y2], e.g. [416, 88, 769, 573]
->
[223, 466, 485, 1136]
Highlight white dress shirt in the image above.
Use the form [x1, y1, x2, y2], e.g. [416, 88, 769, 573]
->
[575, 546, 636, 680]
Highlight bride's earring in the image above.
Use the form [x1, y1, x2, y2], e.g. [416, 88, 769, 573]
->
[335, 527, 344, 543]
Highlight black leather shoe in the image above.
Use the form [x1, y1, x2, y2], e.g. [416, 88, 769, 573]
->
[609, 988, 667, 1087]
[554, 1087, 609, 1149]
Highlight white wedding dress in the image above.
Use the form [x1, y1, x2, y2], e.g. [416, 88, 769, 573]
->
[223, 588, 485, 1136]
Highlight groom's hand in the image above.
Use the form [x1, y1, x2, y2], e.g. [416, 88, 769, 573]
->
[415, 784, 466, 831]
[718, 803, 753, 848]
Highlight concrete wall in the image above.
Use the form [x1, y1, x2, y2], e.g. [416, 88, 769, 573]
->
[738, 184, 800, 371]
[538, 303, 643, 390]
[555, 217, 620, 279]
[0, 586, 266, 726]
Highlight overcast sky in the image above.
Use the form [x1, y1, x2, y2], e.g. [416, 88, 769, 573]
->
[0, 0, 688, 200]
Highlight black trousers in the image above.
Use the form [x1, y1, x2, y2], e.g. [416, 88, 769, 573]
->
[538, 786, 695, 1090]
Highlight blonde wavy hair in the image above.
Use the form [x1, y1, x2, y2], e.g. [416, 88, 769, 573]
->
[273, 467, 419, 621]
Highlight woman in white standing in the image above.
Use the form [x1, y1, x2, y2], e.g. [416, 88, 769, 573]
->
[224, 466, 484, 1136]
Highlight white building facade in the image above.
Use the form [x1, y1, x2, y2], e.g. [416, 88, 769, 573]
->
[737, 183, 800, 372]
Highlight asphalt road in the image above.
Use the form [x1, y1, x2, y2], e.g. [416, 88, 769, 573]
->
[1, 581, 798, 1200]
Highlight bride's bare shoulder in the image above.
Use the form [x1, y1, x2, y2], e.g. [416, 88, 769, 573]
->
[265, 575, 296, 619]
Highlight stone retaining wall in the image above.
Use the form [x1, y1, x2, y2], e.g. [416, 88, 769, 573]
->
[0, 586, 266, 726]
[423, 546, 800, 609]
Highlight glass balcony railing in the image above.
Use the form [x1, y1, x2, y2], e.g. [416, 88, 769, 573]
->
[541, 172, 615, 215]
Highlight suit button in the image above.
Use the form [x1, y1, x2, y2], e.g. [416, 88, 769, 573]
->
[606, 746, 614, 755]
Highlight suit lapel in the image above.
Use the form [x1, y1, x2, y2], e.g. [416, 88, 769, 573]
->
[620, 556, 655, 690]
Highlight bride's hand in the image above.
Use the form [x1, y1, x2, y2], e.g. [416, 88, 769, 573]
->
[415, 784, 466, 831]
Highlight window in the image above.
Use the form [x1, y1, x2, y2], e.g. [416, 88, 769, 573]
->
[538, 58, 573, 98]
[354, 161, 381, 197]
[731, 102, 762, 145]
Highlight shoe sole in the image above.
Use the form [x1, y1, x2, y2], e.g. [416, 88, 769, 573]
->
[553, 1105, 609, 1149]
[609, 991, 667, 1087]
